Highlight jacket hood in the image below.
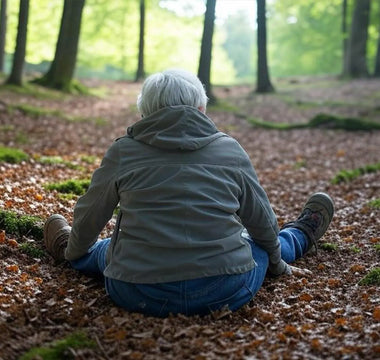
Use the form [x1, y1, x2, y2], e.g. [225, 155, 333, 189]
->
[127, 105, 224, 150]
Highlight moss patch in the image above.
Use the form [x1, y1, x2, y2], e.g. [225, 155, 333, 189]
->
[45, 179, 90, 196]
[320, 243, 338, 252]
[309, 113, 380, 131]
[331, 163, 380, 184]
[0, 210, 43, 240]
[358, 268, 380, 286]
[368, 198, 380, 209]
[0, 146, 29, 163]
[19, 242, 46, 258]
[20, 331, 96, 360]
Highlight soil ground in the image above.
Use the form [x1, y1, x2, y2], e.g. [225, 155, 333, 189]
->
[0, 76, 379, 359]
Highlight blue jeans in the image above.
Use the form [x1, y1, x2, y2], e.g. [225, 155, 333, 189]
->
[70, 228, 308, 317]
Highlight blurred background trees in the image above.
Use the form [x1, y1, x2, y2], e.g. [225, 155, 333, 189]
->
[0, 0, 379, 92]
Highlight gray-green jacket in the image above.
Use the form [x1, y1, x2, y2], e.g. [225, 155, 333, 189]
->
[65, 105, 286, 283]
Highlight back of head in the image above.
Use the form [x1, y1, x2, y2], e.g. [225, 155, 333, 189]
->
[137, 69, 208, 117]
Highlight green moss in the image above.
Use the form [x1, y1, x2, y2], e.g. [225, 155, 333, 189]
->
[80, 155, 98, 164]
[368, 199, 380, 209]
[331, 163, 380, 184]
[350, 246, 361, 253]
[37, 156, 83, 170]
[45, 179, 90, 196]
[0, 210, 43, 240]
[10, 103, 63, 118]
[19, 242, 46, 258]
[374, 244, 380, 252]
[20, 331, 96, 360]
[320, 243, 338, 251]
[309, 113, 380, 131]
[358, 267, 380, 286]
[0, 82, 66, 100]
[0, 146, 29, 163]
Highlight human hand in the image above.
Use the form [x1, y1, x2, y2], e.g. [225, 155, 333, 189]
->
[284, 265, 312, 277]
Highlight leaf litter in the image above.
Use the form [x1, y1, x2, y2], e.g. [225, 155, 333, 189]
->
[0, 78, 379, 359]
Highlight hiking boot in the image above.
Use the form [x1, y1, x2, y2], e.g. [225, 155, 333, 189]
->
[281, 192, 334, 252]
[44, 214, 71, 263]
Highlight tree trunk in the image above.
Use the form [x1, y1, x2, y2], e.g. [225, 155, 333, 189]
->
[135, 0, 145, 81]
[374, 10, 380, 77]
[38, 0, 85, 91]
[345, 0, 370, 77]
[0, 0, 7, 73]
[6, 0, 29, 86]
[256, 0, 274, 93]
[342, 0, 348, 75]
[198, 0, 216, 104]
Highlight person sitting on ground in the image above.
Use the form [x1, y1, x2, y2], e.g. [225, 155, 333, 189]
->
[44, 69, 334, 317]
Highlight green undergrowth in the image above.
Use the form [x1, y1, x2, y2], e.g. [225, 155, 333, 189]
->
[20, 331, 96, 360]
[331, 163, 380, 184]
[7, 103, 107, 125]
[36, 155, 84, 170]
[0, 82, 67, 100]
[245, 113, 380, 131]
[320, 242, 338, 252]
[45, 179, 90, 196]
[0, 146, 29, 163]
[359, 267, 380, 286]
[368, 198, 380, 209]
[0, 210, 43, 240]
[19, 241, 46, 258]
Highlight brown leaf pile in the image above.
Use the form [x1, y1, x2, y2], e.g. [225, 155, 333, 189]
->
[0, 77, 379, 359]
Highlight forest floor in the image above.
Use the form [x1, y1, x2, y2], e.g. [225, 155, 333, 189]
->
[0, 75, 379, 360]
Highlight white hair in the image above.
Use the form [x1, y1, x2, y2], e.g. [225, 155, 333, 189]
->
[136, 69, 208, 117]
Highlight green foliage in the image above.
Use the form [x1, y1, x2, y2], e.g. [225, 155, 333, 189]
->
[11, 103, 62, 118]
[320, 243, 338, 252]
[20, 331, 96, 360]
[0, 83, 66, 100]
[368, 199, 380, 209]
[358, 268, 380, 286]
[331, 163, 380, 184]
[80, 155, 98, 164]
[45, 179, 90, 196]
[0, 146, 29, 163]
[0, 210, 43, 240]
[350, 246, 361, 254]
[374, 244, 380, 252]
[19, 242, 46, 258]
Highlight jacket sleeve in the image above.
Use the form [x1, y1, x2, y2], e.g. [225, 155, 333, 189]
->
[65, 142, 120, 261]
[237, 151, 288, 276]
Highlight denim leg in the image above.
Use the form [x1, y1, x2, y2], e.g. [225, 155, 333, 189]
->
[278, 228, 308, 263]
[69, 238, 110, 277]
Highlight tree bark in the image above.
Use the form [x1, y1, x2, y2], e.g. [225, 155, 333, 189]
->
[345, 0, 370, 77]
[198, 0, 216, 104]
[6, 0, 29, 86]
[256, 0, 274, 93]
[0, 0, 7, 73]
[135, 0, 145, 81]
[38, 0, 85, 91]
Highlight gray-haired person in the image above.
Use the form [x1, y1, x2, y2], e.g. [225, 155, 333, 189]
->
[44, 69, 334, 317]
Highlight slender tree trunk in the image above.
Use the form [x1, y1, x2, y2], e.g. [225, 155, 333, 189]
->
[374, 10, 380, 77]
[0, 0, 7, 73]
[6, 0, 29, 86]
[345, 0, 370, 77]
[198, 0, 216, 103]
[38, 0, 85, 91]
[256, 0, 274, 93]
[342, 0, 348, 75]
[135, 0, 145, 81]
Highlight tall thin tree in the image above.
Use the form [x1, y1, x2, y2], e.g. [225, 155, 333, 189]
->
[374, 9, 380, 77]
[344, 0, 370, 77]
[0, 0, 7, 73]
[342, 0, 348, 75]
[198, 0, 216, 104]
[256, 0, 274, 93]
[36, 0, 85, 91]
[135, 0, 145, 81]
[7, 0, 29, 86]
